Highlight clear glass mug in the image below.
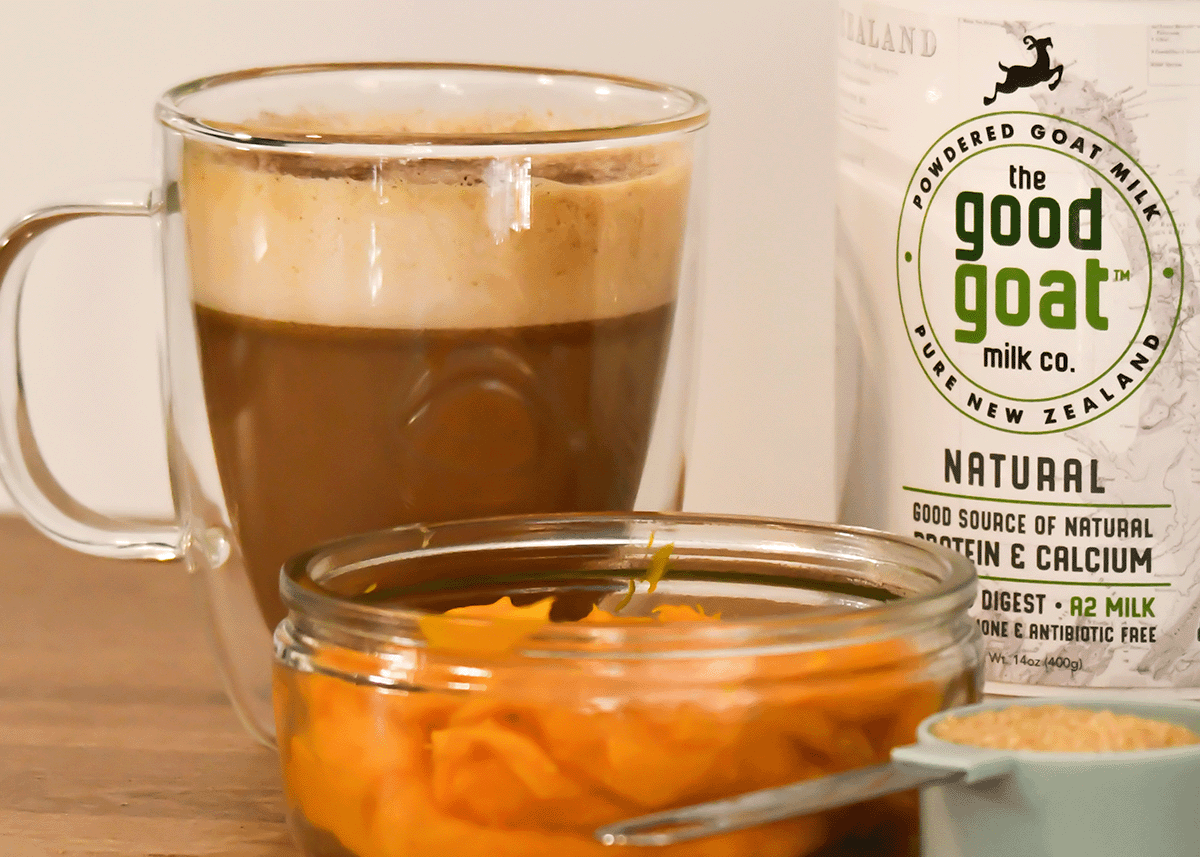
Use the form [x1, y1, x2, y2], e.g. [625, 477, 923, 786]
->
[0, 63, 708, 744]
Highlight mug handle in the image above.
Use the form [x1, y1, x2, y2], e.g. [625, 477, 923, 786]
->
[0, 183, 182, 560]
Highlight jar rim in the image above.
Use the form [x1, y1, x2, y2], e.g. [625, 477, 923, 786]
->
[156, 62, 709, 153]
[279, 512, 978, 658]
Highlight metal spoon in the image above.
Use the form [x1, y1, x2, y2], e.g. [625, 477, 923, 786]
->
[594, 744, 1015, 847]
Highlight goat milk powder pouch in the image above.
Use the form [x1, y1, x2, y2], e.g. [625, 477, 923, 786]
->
[836, 0, 1200, 694]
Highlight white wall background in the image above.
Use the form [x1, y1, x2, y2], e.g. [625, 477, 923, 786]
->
[0, 0, 838, 525]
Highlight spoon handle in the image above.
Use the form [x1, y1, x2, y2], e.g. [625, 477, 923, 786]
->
[594, 761, 962, 847]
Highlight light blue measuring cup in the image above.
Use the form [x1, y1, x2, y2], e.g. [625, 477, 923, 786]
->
[596, 696, 1200, 856]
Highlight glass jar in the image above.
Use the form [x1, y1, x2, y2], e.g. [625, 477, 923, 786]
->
[273, 513, 984, 857]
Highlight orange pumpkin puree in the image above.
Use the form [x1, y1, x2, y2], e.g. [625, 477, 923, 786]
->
[273, 597, 970, 857]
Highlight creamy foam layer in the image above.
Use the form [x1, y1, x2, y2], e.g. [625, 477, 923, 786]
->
[181, 136, 692, 330]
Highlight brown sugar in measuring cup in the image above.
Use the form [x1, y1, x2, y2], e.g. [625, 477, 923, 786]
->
[932, 703, 1200, 752]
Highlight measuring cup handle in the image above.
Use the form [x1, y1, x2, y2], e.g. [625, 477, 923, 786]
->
[891, 742, 1015, 785]
[0, 184, 182, 560]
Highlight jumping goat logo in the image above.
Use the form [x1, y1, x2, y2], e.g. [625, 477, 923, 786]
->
[983, 35, 1064, 105]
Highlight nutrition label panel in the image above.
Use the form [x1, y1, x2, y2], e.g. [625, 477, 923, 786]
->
[908, 481, 1172, 683]
[1149, 25, 1200, 85]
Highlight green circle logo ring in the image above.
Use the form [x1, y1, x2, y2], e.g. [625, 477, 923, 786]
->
[896, 111, 1183, 435]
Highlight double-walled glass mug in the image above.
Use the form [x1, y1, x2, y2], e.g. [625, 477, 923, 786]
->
[0, 63, 708, 744]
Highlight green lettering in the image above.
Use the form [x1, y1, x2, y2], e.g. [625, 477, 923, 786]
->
[1029, 197, 1061, 249]
[1086, 258, 1109, 330]
[1040, 270, 1077, 329]
[956, 191, 984, 261]
[990, 194, 1021, 247]
[1069, 187, 1102, 250]
[956, 263, 988, 343]
[995, 267, 1031, 326]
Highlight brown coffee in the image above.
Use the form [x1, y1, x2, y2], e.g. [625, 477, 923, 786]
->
[181, 121, 692, 628]
[195, 304, 674, 628]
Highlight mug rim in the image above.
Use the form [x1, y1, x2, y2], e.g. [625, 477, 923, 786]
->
[155, 61, 710, 150]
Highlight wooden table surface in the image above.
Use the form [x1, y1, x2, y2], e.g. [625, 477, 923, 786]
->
[0, 517, 295, 857]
